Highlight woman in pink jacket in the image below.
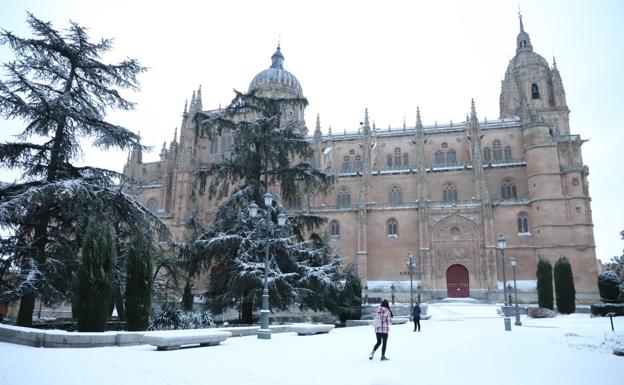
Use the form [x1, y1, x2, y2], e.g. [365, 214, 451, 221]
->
[369, 299, 393, 361]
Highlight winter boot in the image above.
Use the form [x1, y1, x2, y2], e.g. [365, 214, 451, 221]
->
[381, 356, 389, 361]
[369, 351, 375, 360]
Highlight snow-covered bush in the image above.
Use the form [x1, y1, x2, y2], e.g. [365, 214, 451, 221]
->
[148, 303, 213, 331]
[597, 271, 621, 302]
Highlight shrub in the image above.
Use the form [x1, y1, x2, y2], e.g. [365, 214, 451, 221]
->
[337, 270, 363, 323]
[149, 303, 213, 331]
[125, 231, 154, 331]
[597, 271, 621, 302]
[536, 258, 554, 310]
[554, 257, 576, 314]
[528, 307, 556, 318]
[77, 215, 116, 332]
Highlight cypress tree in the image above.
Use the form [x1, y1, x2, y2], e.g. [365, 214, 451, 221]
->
[181, 281, 194, 312]
[125, 231, 153, 331]
[554, 257, 576, 314]
[536, 258, 554, 310]
[77, 215, 115, 332]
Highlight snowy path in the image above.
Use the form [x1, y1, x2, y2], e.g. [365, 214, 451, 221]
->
[1, 303, 622, 385]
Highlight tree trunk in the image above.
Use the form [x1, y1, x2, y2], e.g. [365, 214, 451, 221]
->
[17, 292, 36, 327]
[114, 285, 125, 321]
[241, 299, 254, 325]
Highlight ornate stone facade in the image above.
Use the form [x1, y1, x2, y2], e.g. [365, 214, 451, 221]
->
[124, 17, 598, 302]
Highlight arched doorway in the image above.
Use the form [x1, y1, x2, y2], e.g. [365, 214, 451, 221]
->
[447, 264, 469, 298]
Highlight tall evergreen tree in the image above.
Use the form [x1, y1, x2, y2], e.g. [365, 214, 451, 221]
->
[181, 280, 194, 312]
[182, 90, 341, 324]
[125, 231, 153, 331]
[0, 14, 164, 326]
[77, 215, 115, 332]
[554, 257, 576, 314]
[536, 258, 553, 310]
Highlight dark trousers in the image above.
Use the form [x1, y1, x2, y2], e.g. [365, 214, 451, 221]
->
[413, 317, 421, 331]
[372, 332, 388, 356]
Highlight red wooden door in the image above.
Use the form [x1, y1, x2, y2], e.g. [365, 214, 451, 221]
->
[447, 264, 469, 298]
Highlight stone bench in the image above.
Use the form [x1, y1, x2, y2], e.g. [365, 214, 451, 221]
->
[290, 323, 335, 335]
[141, 329, 232, 351]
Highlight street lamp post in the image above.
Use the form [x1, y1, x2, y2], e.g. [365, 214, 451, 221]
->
[406, 253, 415, 320]
[497, 234, 507, 306]
[510, 257, 522, 326]
[248, 193, 287, 340]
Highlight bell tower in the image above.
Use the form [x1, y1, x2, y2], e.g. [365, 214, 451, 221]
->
[500, 13, 570, 134]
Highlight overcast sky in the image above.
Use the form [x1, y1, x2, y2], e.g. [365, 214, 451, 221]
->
[0, 0, 622, 263]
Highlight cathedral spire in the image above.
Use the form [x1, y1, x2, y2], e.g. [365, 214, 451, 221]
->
[271, 44, 284, 69]
[416, 107, 422, 129]
[196, 85, 202, 110]
[363, 108, 370, 135]
[516, 11, 533, 54]
[183, 99, 188, 115]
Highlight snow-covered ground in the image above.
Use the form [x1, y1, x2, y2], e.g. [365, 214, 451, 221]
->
[1, 302, 622, 385]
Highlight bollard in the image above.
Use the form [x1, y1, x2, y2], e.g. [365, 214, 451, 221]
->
[606, 312, 615, 332]
[504, 317, 512, 331]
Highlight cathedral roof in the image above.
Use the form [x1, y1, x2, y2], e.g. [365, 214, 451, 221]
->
[249, 46, 303, 97]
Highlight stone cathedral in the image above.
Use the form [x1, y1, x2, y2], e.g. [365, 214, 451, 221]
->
[124, 16, 599, 302]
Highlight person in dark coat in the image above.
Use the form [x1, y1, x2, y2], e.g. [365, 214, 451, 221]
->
[412, 302, 421, 332]
[369, 299, 393, 361]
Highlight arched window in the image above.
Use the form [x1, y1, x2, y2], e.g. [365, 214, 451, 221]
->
[341, 155, 351, 172]
[210, 138, 219, 155]
[394, 148, 402, 167]
[354, 155, 363, 172]
[389, 185, 403, 206]
[387, 218, 398, 237]
[447, 149, 457, 166]
[531, 83, 540, 99]
[517, 213, 530, 234]
[504, 146, 512, 161]
[387, 154, 393, 167]
[146, 198, 159, 213]
[501, 179, 517, 199]
[492, 140, 502, 161]
[337, 188, 351, 208]
[483, 147, 492, 161]
[403, 152, 409, 167]
[435, 150, 445, 166]
[221, 135, 232, 153]
[329, 220, 340, 237]
[443, 182, 458, 202]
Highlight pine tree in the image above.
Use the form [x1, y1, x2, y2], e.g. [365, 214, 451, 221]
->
[182, 90, 341, 324]
[77, 215, 115, 332]
[125, 231, 153, 331]
[536, 258, 553, 310]
[0, 14, 165, 326]
[181, 280, 194, 312]
[554, 257, 576, 314]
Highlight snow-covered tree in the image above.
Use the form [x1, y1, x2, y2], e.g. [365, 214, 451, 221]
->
[182, 90, 341, 324]
[77, 215, 115, 332]
[0, 14, 165, 326]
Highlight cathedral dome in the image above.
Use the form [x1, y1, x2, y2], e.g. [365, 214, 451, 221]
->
[249, 46, 303, 97]
[507, 50, 549, 72]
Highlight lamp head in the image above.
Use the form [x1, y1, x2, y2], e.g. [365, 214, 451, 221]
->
[263, 192, 274, 207]
[248, 202, 259, 218]
[277, 213, 287, 226]
[497, 234, 506, 250]
[510, 257, 517, 267]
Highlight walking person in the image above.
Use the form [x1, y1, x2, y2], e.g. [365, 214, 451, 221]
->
[412, 302, 421, 332]
[369, 299, 393, 361]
